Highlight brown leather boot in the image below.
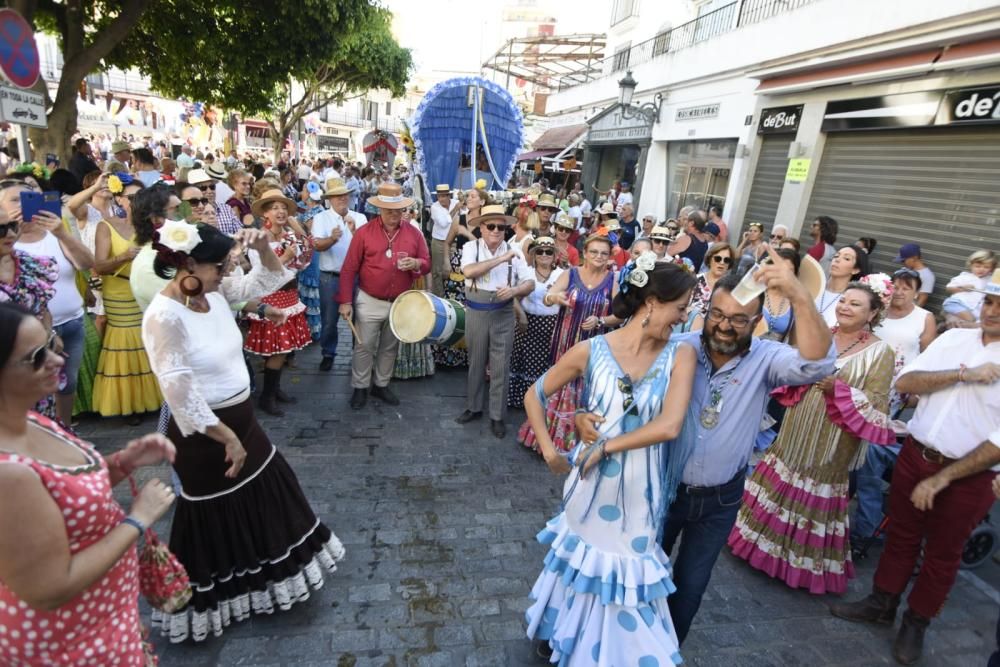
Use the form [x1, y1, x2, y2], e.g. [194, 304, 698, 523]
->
[829, 586, 900, 626]
[893, 609, 930, 665]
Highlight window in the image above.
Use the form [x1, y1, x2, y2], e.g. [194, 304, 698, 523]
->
[319, 106, 328, 123]
[385, 101, 391, 116]
[611, 0, 639, 26]
[612, 44, 631, 72]
[367, 101, 378, 121]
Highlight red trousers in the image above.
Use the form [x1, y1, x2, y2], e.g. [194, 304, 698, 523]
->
[873, 438, 995, 618]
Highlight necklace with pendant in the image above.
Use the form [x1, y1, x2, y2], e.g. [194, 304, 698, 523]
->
[699, 342, 743, 429]
[381, 223, 401, 258]
[834, 328, 870, 358]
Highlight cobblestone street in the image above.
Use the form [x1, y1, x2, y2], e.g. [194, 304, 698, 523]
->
[77, 332, 998, 667]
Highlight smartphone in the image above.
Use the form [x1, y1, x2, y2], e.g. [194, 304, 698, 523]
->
[20, 191, 62, 221]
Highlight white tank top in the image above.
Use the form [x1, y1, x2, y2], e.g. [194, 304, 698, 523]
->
[875, 306, 930, 369]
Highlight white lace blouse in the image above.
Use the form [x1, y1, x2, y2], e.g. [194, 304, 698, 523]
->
[141, 264, 290, 436]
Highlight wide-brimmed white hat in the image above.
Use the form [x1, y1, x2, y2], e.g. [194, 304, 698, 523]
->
[368, 183, 414, 210]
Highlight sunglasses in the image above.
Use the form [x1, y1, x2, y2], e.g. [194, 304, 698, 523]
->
[535, 248, 555, 256]
[893, 268, 920, 279]
[198, 183, 216, 191]
[0, 220, 19, 237]
[483, 223, 508, 232]
[770, 234, 785, 240]
[652, 238, 668, 245]
[184, 197, 210, 207]
[22, 331, 57, 372]
[711, 255, 733, 265]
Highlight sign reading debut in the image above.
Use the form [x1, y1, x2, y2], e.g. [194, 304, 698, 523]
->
[0, 86, 45, 128]
[938, 86, 1000, 125]
[676, 103, 720, 121]
[785, 158, 811, 183]
[758, 105, 803, 135]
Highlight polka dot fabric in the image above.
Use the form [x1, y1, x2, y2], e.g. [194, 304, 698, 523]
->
[0, 413, 147, 666]
[244, 288, 313, 357]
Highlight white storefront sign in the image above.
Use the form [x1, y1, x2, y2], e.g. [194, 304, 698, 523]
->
[0, 85, 46, 128]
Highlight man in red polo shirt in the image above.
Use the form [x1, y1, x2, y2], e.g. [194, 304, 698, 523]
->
[338, 183, 430, 409]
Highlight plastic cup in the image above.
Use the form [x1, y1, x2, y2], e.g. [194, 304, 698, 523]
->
[731, 263, 768, 306]
[395, 251, 409, 270]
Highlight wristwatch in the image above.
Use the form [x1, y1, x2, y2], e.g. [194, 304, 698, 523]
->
[256, 302, 268, 318]
[598, 316, 606, 328]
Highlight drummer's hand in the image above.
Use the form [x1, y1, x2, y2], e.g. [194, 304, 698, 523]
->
[574, 412, 605, 444]
[339, 303, 353, 320]
[495, 286, 514, 301]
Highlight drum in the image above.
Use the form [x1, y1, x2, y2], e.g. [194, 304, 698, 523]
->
[389, 290, 466, 346]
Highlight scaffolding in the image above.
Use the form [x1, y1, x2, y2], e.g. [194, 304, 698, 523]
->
[482, 33, 607, 92]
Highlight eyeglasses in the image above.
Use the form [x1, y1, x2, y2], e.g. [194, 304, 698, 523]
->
[707, 308, 753, 328]
[483, 223, 508, 232]
[652, 239, 668, 245]
[0, 220, 19, 237]
[770, 234, 785, 240]
[21, 331, 57, 372]
[535, 248, 555, 256]
[198, 183, 216, 191]
[555, 227, 571, 233]
[184, 197, 210, 207]
[711, 255, 733, 265]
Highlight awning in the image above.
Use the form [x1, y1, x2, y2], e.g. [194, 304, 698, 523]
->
[755, 48, 942, 94]
[517, 149, 559, 161]
[532, 123, 588, 151]
[242, 119, 270, 130]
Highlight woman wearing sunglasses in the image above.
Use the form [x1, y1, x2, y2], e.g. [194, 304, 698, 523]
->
[687, 242, 735, 331]
[0, 211, 59, 418]
[0, 301, 177, 666]
[508, 237, 564, 409]
[518, 233, 621, 454]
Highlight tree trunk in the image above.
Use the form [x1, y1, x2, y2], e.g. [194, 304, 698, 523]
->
[270, 125, 292, 165]
[29, 90, 77, 164]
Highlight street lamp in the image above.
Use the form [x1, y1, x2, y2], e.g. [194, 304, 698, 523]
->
[617, 70, 662, 124]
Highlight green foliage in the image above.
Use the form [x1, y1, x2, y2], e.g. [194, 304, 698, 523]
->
[109, 0, 409, 116]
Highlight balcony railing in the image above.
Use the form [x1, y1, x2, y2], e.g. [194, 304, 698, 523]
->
[557, 0, 817, 91]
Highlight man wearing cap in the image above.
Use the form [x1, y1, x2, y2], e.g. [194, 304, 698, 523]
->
[338, 183, 430, 409]
[455, 205, 534, 438]
[313, 178, 367, 372]
[110, 140, 132, 169]
[430, 184, 459, 297]
[895, 243, 935, 307]
[832, 269, 1000, 664]
[615, 181, 633, 215]
[536, 193, 559, 237]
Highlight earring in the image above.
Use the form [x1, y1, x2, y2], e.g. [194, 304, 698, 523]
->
[179, 275, 203, 307]
[263, 219, 272, 230]
[641, 307, 652, 328]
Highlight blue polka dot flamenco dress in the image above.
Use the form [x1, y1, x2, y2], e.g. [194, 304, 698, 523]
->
[526, 335, 685, 666]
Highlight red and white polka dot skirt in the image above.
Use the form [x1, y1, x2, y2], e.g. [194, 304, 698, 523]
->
[244, 288, 313, 357]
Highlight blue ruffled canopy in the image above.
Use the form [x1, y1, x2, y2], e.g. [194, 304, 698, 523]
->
[411, 77, 524, 196]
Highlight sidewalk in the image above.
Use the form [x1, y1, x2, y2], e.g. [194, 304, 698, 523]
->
[77, 334, 997, 666]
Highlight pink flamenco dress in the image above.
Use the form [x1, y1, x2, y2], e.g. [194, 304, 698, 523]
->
[243, 231, 314, 356]
[727, 340, 897, 594]
[518, 267, 614, 454]
[0, 413, 151, 666]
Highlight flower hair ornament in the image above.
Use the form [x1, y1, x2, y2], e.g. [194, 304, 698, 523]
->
[474, 178, 487, 191]
[11, 162, 51, 181]
[618, 250, 657, 293]
[859, 272, 894, 309]
[153, 220, 204, 305]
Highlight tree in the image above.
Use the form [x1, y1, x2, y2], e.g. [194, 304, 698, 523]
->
[264, 8, 411, 163]
[14, 0, 151, 162]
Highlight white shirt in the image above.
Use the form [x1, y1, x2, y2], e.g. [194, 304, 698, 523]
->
[296, 163, 311, 181]
[615, 191, 633, 215]
[430, 200, 457, 241]
[901, 328, 1000, 456]
[460, 239, 531, 292]
[567, 205, 583, 231]
[215, 181, 235, 207]
[15, 232, 84, 326]
[136, 169, 162, 187]
[916, 266, 935, 295]
[815, 290, 842, 327]
[311, 208, 365, 272]
[946, 271, 988, 313]
[521, 266, 564, 316]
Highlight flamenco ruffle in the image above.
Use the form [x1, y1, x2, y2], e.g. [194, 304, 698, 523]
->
[824, 379, 898, 446]
[152, 535, 344, 643]
[244, 311, 313, 356]
[526, 514, 682, 666]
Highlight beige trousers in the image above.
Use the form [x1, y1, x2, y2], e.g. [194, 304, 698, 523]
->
[430, 238, 449, 297]
[350, 290, 400, 389]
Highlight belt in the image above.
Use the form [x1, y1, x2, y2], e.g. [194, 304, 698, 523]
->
[677, 470, 745, 496]
[321, 270, 340, 276]
[466, 299, 512, 311]
[906, 436, 957, 465]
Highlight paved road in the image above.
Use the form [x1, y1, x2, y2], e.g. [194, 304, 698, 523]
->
[78, 332, 998, 666]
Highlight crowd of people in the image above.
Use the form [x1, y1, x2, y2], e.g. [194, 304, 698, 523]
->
[0, 137, 997, 667]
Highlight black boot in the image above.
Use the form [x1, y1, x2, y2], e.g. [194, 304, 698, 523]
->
[893, 609, 930, 665]
[273, 368, 297, 404]
[829, 586, 900, 626]
[258, 368, 285, 417]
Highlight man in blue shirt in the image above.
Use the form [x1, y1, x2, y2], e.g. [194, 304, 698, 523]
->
[599, 252, 829, 647]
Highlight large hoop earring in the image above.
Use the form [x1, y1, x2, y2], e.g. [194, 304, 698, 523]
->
[179, 274, 203, 307]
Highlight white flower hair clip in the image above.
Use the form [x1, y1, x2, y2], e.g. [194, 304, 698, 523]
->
[158, 219, 202, 254]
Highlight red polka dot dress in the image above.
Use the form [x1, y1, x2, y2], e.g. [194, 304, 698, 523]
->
[244, 231, 314, 356]
[0, 413, 148, 666]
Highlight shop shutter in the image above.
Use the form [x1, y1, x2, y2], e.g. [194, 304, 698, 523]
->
[741, 136, 792, 232]
[802, 128, 1000, 311]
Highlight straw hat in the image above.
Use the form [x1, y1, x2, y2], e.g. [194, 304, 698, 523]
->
[753, 254, 827, 336]
[323, 177, 351, 197]
[537, 193, 559, 210]
[469, 204, 516, 226]
[650, 225, 673, 241]
[368, 182, 414, 210]
[553, 212, 575, 230]
[111, 140, 131, 155]
[186, 168, 213, 185]
[251, 188, 297, 217]
[528, 236, 556, 253]
[435, 184, 451, 195]
[205, 163, 227, 180]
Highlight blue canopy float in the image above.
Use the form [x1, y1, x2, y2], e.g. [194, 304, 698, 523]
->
[410, 76, 525, 197]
